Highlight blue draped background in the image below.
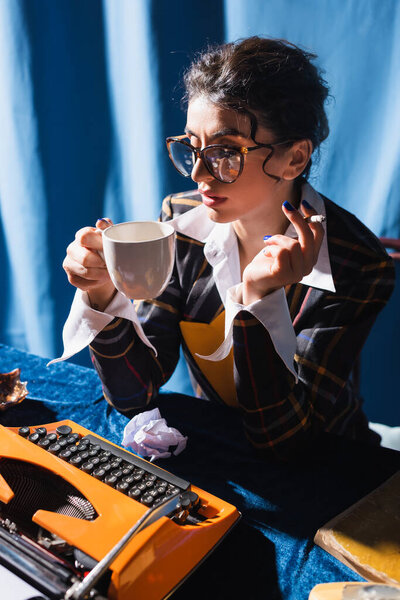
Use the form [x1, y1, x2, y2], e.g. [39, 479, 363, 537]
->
[0, 0, 399, 422]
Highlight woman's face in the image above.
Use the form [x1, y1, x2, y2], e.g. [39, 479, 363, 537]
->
[185, 96, 296, 225]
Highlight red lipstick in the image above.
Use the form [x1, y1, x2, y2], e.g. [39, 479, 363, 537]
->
[198, 189, 227, 207]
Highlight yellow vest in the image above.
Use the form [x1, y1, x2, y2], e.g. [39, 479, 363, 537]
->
[179, 311, 237, 407]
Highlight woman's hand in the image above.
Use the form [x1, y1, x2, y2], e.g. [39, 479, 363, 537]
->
[63, 218, 116, 311]
[242, 200, 325, 304]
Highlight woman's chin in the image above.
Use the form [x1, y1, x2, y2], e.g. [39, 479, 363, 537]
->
[204, 205, 234, 223]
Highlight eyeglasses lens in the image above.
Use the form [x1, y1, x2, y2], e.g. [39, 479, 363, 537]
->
[204, 147, 241, 183]
[168, 142, 195, 177]
[169, 141, 242, 183]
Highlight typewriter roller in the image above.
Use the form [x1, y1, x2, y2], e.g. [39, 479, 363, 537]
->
[0, 420, 240, 600]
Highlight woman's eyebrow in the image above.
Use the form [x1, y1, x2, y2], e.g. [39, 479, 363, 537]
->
[184, 127, 248, 141]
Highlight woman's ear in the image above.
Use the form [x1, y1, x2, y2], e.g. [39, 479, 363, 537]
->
[281, 139, 313, 180]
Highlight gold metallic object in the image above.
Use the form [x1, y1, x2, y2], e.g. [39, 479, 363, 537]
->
[0, 368, 28, 410]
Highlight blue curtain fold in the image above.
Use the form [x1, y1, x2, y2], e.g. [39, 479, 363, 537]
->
[0, 0, 399, 419]
[224, 0, 400, 234]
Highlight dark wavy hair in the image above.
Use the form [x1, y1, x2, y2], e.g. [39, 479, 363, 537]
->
[183, 36, 330, 179]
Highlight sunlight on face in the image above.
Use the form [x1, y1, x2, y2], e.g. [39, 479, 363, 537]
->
[186, 97, 294, 225]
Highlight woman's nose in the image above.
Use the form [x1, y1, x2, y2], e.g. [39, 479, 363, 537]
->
[191, 155, 214, 183]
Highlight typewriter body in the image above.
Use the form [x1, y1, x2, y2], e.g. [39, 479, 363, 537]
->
[0, 420, 240, 600]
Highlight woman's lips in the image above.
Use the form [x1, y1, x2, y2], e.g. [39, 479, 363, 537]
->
[199, 190, 228, 207]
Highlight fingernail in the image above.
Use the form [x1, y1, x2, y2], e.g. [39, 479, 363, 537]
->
[283, 201, 295, 211]
[301, 199, 313, 210]
[263, 235, 271, 241]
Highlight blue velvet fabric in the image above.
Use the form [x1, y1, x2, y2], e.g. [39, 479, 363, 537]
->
[1, 343, 400, 599]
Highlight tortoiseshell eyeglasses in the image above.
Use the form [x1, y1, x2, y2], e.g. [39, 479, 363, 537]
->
[166, 135, 293, 183]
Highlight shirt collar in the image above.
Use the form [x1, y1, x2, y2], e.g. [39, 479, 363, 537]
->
[168, 182, 335, 293]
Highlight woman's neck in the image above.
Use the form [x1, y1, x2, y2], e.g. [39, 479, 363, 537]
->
[234, 180, 301, 275]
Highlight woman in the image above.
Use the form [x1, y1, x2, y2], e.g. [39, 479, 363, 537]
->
[61, 37, 394, 458]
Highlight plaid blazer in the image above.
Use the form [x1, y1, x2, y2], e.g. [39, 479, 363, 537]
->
[90, 191, 394, 458]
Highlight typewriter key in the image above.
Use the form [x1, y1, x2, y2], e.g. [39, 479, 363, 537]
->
[59, 449, 72, 461]
[155, 495, 168, 505]
[46, 433, 57, 443]
[136, 483, 147, 492]
[49, 443, 62, 455]
[38, 438, 51, 449]
[132, 470, 144, 482]
[116, 481, 130, 492]
[28, 432, 40, 443]
[141, 494, 154, 506]
[93, 467, 106, 479]
[110, 458, 123, 468]
[181, 491, 200, 510]
[65, 433, 80, 444]
[128, 487, 141, 499]
[56, 425, 72, 436]
[101, 462, 113, 473]
[70, 455, 83, 466]
[35, 427, 47, 437]
[18, 426, 30, 437]
[111, 469, 123, 479]
[78, 451, 90, 461]
[178, 495, 192, 510]
[76, 440, 89, 451]
[58, 438, 68, 449]
[99, 450, 112, 458]
[121, 465, 134, 476]
[90, 456, 100, 466]
[104, 474, 118, 487]
[81, 461, 95, 473]
[67, 445, 78, 454]
[122, 475, 135, 485]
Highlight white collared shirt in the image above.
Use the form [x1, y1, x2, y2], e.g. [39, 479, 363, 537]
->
[50, 183, 335, 381]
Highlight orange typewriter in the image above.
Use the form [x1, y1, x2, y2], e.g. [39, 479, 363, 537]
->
[0, 420, 240, 600]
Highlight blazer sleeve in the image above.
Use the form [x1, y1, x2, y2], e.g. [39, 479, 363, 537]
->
[232, 251, 395, 458]
[88, 196, 183, 411]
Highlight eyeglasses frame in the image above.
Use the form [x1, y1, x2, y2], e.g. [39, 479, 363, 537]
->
[166, 134, 294, 183]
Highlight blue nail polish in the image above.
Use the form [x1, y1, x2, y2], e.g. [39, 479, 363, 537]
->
[302, 199, 313, 210]
[283, 201, 295, 211]
[263, 235, 271, 240]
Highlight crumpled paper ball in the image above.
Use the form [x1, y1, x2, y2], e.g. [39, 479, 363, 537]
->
[122, 408, 188, 461]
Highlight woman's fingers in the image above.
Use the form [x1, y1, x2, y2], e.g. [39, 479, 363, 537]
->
[263, 236, 305, 281]
[75, 226, 104, 251]
[63, 253, 108, 280]
[63, 217, 114, 292]
[244, 201, 325, 302]
[299, 199, 325, 262]
[281, 200, 325, 269]
[66, 240, 104, 267]
[95, 217, 113, 230]
[63, 255, 109, 289]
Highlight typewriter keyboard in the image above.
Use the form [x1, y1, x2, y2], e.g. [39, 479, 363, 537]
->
[18, 424, 190, 508]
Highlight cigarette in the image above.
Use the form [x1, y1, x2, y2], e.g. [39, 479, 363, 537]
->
[304, 215, 325, 224]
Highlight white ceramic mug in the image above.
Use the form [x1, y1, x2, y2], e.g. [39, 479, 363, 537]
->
[102, 221, 175, 299]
